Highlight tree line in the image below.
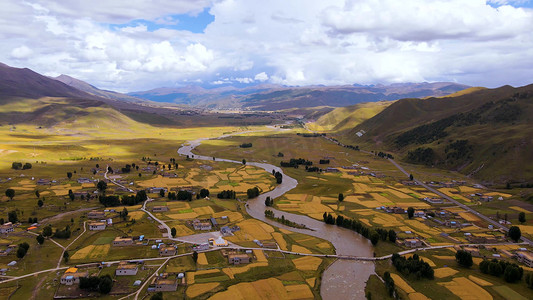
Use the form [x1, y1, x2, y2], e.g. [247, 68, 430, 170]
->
[391, 253, 434, 279]
[322, 213, 396, 246]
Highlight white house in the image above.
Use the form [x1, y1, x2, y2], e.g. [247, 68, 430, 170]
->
[115, 261, 139, 276]
[88, 222, 106, 231]
[0, 222, 14, 234]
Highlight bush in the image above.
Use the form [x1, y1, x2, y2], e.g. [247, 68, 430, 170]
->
[455, 250, 473, 267]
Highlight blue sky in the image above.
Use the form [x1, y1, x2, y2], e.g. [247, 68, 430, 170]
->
[110, 8, 215, 34]
[1, 0, 533, 92]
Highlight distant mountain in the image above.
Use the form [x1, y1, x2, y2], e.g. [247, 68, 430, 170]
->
[54, 74, 148, 104]
[129, 82, 469, 110]
[340, 85, 533, 184]
[0, 63, 99, 101]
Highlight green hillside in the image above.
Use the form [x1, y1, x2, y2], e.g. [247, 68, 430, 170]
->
[310, 101, 391, 132]
[340, 85, 533, 184]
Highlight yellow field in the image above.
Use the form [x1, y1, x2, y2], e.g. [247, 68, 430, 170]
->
[468, 275, 492, 286]
[510, 206, 531, 213]
[213, 211, 244, 222]
[197, 253, 208, 265]
[484, 192, 511, 198]
[408, 293, 429, 300]
[458, 212, 481, 222]
[235, 219, 274, 240]
[316, 242, 330, 249]
[254, 250, 267, 262]
[292, 256, 322, 271]
[208, 278, 288, 300]
[279, 228, 293, 234]
[291, 245, 311, 254]
[128, 211, 145, 220]
[272, 232, 288, 250]
[434, 267, 458, 278]
[87, 244, 110, 259]
[222, 262, 269, 278]
[517, 225, 533, 235]
[71, 245, 95, 260]
[438, 277, 492, 300]
[167, 212, 198, 220]
[187, 283, 220, 298]
[458, 186, 481, 193]
[372, 214, 404, 227]
[306, 278, 315, 288]
[285, 284, 314, 299]
[390, 273, 415, 293]
[193, 206, 215, 216]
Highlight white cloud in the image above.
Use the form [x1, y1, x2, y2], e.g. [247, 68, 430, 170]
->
[10, 45, 33, 59]
[254, 72, 268, 81]
[0, 0, 532, 91]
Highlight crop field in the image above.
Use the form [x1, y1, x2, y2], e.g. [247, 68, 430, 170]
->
[438, 277, 493, 300]
[292, 256, 322, 271]
[186, 282, 220, 298]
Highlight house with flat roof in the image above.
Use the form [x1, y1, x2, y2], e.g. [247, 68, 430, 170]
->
[228, 254, 250, 265]
[60, 268, 88, 285]
[159, 246, 177, 256]
[115, 261, 139, 276]
[113, 237, 134, 247]
[517, 251, 533, 267]
[192, 219, 212, 231]
[0, 222, 14, 234]
[152, 206, 169, 212]
[87, 210, 105, 219]
[150, 274, 178, 292]
[403, 238, 423, 248]
[88, 222, 106, 231]
[209, 237, 228, 247]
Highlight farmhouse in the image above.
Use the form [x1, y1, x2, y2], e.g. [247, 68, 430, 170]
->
[228, 254, 250, 265]
[152, 206, 169, 212]
[150, 274, 178, 292]
[113, 237, 134, 247]
[60, 268, 88, 285]
[77, 178, 92, 184]
[87, 210, 105, 219]
[209, 237, 228, 247]
[516, 251, 533, 268]
[37, 179, 51, 185]
[115, 261, 139, 276]
[0, 222, 14, 234]
[0, 245, 16, 256]
[159, 246, 177, 256]
[88, 222, 106, 231]
[192, 219, 212, 231]
[147, 187, 168, 194]
[403, 238, 423, 248]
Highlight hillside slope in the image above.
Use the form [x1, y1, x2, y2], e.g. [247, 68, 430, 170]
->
[348, 85, 533, 183]
[309, 101, 391, 131]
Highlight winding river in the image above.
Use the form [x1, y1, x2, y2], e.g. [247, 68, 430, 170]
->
[178, 135, 374, 300]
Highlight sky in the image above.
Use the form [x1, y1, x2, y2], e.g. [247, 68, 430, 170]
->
[1, 0, 533, 92]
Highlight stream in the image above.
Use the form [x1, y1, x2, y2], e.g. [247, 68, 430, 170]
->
[178, 135, 374, 300]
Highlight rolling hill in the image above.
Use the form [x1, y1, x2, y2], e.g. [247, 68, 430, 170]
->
[341, 85, 533, 184]
[308, 101, 392, 132]
[129, 82, 469, 110]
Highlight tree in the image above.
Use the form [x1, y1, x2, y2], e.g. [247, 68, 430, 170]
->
[42, 225, 53, 237]
[35, 190, 40, 198]
[171, 227, 177, 238]
[159, 189, 165, 197]
[151, 292, 164, 300]
[519, 212, 526, 224]
[120, 207, 128, 220]
[8, 211, 18, 223]
[242, 159, 246, 165]
[199, 189, 210, 198]
[388, 229, 397, 242]
[16, 247, 27, 258]
[409, 174, 414, 181]
[370, 231, 380, 246]
[36, 234, 45, 245]
[5, 188, 15, 201]
[509, 226, 521, 242]
[98, 275, 113, 294]
[37, 199, 44, 207]
[67, 172, 72, 180]
[63, 251, 70, 263]
[97, 180, 107, 192]
[407, 207, 414, 219]
[455, 250, 473, 267]
[192, 251, 198, 264]
[338, 193, 344, 202]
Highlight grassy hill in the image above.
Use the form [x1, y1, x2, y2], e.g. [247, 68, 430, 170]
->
[342, 85, 533, 184]
[309, 101, 391, 132]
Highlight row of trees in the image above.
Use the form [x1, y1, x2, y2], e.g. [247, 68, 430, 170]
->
[217, 190, 236, 199]
[322, 213, 395, 245]
[280, 158, 313, 168]
[247, 187, 260, 199]
[99, 191, 148, 207]
[12, 162, 32, 170]
[79, 275, 113, 294]
[480, 259, 524, 283]
[391, 253, 434, 280]
[16, 242, 30, 259]
[239, 143, 252, 148]
[167, 190, 193, 201]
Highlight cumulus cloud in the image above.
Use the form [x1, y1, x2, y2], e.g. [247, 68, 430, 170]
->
[0, 0, 532, 90]
[10, 45, 33, 59]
